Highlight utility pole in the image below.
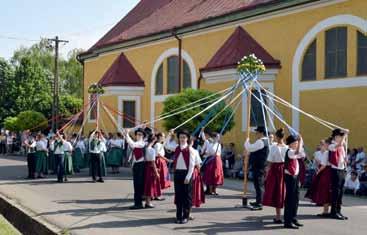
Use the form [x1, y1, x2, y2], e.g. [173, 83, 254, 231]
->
[48, 36, 69, 133]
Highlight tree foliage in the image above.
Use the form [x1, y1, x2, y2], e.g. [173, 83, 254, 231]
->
[3, 117, 20, 132]
[4, 111, 47, 132]
[162, 89, 235, 135]
[0, 40, 84, 127]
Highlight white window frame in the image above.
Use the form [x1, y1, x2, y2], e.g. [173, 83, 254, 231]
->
[118, 96, 141, 129]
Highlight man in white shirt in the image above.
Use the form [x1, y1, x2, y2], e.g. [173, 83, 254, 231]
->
[355, 147, 366, 173]
[166, 129, 195, 224]
[89, 131, 106, 183]
[123, 128, 146, 210]
[328, 128, 349, 220]
[244, 126, 269, 210]
[54, 132, 66, 183]
[344, 171, 360, 195]
[24, 133, 36, 179]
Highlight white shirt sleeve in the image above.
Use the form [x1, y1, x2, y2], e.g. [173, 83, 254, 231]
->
[328, 143, 337, 151]
[125, 134, 145, 149]
[145, 147, 156, 161]
[244, 139, 264, 152]
[185, 154, 196, 181]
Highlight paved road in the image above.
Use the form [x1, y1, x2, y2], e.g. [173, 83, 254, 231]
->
[0, 156, 366, 235]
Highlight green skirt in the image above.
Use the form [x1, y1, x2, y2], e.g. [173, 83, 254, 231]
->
[35, 151, 48, 174]
[73, 148, 85, 170]
[64, 152, 74, 175]
[106, 147, 123, 167]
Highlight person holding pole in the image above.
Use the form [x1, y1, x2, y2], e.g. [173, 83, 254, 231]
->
[244, 126, 269, 210]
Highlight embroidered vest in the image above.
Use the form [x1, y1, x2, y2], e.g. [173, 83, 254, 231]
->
[329, 146, 344, 168]
[285, 149, 299, 176]
[173, 146, 190, 169]
[133, 148, 144, 161]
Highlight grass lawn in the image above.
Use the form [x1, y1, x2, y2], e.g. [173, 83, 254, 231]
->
[0, 215, 21, 235]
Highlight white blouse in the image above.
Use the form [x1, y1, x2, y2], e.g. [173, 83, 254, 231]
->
[145, 146, 156, 161]
[110, 139, 123, 148]
[154, 142, 165, 157]
[314, 150, 329, 166]
[267, 143, 288, 163]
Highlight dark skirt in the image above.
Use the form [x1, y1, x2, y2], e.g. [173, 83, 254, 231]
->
[192, 167, 205, 207]
[35, 151, 48, 174]
[263, 162, 286, 208]
[73, 148, 85, 170]
[106, 147, 123, 167]
[48, 151, 56, 173]
[156, 156, 171, 189]
[88, 153, 107, 177]
[143, 162, 161, 198]
[202, 155, 224, 186]
[305, 166, 332, 205]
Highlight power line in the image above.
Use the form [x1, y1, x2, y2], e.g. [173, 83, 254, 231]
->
[0, 35, 41, 42]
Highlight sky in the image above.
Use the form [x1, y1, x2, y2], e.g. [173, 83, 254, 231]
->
[0, 0, 140, 59]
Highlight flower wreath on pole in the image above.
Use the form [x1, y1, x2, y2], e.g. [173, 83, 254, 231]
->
[237, 53, 266, 75]
[88, 83, 105, 95]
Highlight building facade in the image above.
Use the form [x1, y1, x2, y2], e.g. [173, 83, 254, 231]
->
[78, 0, 367, 152]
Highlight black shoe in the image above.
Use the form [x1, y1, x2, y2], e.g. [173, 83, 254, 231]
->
[330, 213, 345, 220]
[189, 215, 195, 221]
[181, 219, 189, 224]
[97, 178, 104, 183]
[317, 213, 330, 218]
[129, 205, 144, 210]
[145, 204, 155, 209]
[250, 202, 261, 207]
[175, 219, 182, 224]
[57, 179, 63, 183]
[338, 213, 348, 220]
[64, 178, 68, 182]
[273, 219, 283, 224]
[292, 220, 303, 227]
[154, 197, 166, 201]
[284, 224, 299, 229]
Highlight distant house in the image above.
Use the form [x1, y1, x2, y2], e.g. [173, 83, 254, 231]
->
[78, 0, 367, 149]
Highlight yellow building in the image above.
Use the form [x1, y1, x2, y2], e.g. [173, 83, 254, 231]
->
[78, 0, 367, 152]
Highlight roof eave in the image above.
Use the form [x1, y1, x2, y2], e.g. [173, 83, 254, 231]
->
[77, 0, 321, 62]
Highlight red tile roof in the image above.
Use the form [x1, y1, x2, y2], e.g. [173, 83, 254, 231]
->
[89, 0, 277, 51]
[201, 26, 281, 72]
[98, 53, 145, 87]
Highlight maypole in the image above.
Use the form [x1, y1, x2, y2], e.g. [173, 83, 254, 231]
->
[236, 54, 266, 207]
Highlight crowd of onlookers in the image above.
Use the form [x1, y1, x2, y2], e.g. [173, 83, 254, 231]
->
[0, 130, 22, 155]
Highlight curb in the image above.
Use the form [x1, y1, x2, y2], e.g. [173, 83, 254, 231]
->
[0, 193, 60, 235]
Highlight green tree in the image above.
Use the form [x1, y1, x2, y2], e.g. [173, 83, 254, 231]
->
[0, 58, 15, 123]
[60, 49, 84, 98]
[59, 95, 83, 117]
[3, 117, 20, 132]
[16, 110, 47, 131]
[162, 89, 235, 135]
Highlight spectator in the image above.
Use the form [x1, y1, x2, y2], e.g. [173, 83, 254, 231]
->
[356, 147, 366, 173]
[224, 143, 236, 169]
[0, 130, 6, 155]
[344, 171, 360, 195]
[6, 131, 14, 155]
[358, 164, 367, 196]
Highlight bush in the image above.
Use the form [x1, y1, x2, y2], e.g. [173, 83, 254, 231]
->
[16, 110, 48, 131]
[3, 117, 20, 132]
[162, 89, 235, 135]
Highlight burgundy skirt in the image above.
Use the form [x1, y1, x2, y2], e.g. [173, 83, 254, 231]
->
[262, 162, 286, 208]
[156, 156, 171, 190]
[144, 162, 161, 198]
[305, 166, 332, 205]
[202, 156, 224, 186]
[192, 167, 205, 207]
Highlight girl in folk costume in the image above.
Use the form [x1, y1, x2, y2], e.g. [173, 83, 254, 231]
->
[47, 134, 56, 175]
[154, 132, 172, 199]
[262, 128, 287, 224]
[284, 135, 305, 229]
[89, 131, 106, 183]
[53, 132, 66, 183]
[63, 135, 74, 182]
[143, 134, 161, 208]
[106, 133, 124, 174]
[35, 134, 48, 178]
[24, 133, 37, 179]
[123, 128, 146, 210]
[328, 128, 349, 220]
[190, 138, 205, 210]
[73, 136, 86, 172]
[305, 139, 332, 216]
[166, 129, 195, 224]
[201, 130, 223, 195]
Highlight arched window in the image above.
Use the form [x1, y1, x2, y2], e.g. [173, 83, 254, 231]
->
[325, 27, 347, 78]
[155, 56, 192, 95]
[357, 31, 367, 75]
[155, 64, 163, 95]
[301, 40, 317, 81]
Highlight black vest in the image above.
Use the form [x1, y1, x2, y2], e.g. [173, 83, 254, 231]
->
[249, 139, 269, 170]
